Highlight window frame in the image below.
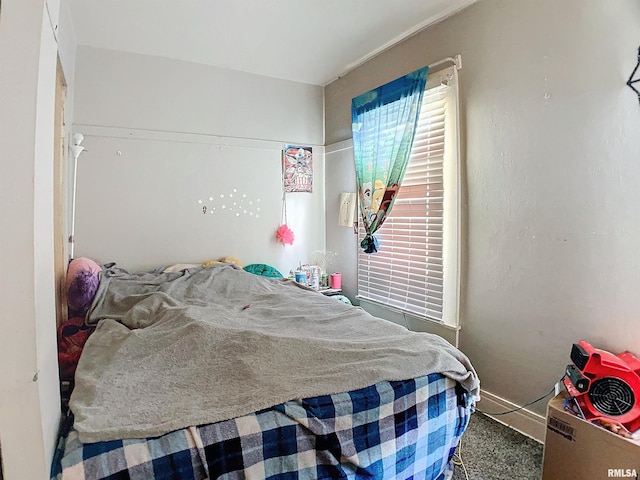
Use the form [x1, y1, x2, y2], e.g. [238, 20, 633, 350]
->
[356, 64, 461, 328]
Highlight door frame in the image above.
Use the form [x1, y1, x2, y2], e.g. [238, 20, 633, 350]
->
[53, 56, 68, 327]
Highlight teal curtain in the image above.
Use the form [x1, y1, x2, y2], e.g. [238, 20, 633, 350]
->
[351, 66, 428, 253]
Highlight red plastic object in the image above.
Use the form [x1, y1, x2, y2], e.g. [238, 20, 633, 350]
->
[563, 340, 640, 433]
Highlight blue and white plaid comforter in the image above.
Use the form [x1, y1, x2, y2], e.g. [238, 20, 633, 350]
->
[52, 373, 474, 480]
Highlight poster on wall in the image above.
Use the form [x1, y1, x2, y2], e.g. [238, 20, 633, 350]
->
[282, 145, 313, 193]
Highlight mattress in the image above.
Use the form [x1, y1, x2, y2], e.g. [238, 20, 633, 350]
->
[52, 373, 474, 480]
[51, 263, 479, 479]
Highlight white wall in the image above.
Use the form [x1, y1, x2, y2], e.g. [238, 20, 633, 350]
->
[57, 0, 77, 238]
[0, 0, 65, 478]
[325, 0, 640, 420]
[56, 0, 76, 116]
[325, 140, 359, 302]
[72, 47, 325, 275]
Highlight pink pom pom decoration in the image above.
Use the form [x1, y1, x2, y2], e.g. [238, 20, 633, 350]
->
[276, 224, 295, 245]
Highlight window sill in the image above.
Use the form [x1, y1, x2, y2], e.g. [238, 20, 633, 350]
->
[356, 296, 461, 332]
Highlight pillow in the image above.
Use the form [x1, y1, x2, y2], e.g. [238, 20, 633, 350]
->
[243, 264, 283, 278]
[220, 256, 242, 267]
[67, 257, 102, 316]
[203, 257, 243, 268]
[202, 260, 222, 267]
[333, 294, 353, 305]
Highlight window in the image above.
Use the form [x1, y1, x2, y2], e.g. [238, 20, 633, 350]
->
[357, 65, 460, 327]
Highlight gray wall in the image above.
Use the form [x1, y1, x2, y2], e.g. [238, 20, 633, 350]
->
[324, 0, 640, 415]
[72, 47, 326, 275]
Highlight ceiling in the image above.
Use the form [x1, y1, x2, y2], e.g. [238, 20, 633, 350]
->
[67, 0, 476, 86]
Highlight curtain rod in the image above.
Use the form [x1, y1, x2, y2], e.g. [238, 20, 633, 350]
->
[428, 54, 462, 73]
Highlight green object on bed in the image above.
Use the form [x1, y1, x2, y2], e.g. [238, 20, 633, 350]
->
[333, 294, 352, 305]
[243, 264, 283, 278]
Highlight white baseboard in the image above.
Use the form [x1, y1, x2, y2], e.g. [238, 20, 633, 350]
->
[476, 389, 547, 443]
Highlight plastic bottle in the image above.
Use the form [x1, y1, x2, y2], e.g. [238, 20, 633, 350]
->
[309, 266, 320, 290]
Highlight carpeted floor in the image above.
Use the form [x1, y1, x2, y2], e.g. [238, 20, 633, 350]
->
[452, 412, 543, 480]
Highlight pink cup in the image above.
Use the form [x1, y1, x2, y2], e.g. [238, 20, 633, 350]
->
[330, 273, 342, 289]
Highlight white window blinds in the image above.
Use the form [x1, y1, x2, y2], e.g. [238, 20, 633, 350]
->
[357, 65, 460, 326]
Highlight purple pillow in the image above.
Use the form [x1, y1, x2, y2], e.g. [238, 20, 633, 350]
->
[66, 257, 101, 316]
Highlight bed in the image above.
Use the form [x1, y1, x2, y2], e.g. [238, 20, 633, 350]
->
[51, 262, 479, 480]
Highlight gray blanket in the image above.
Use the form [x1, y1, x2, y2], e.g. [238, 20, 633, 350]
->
[71, 263, 480, 443]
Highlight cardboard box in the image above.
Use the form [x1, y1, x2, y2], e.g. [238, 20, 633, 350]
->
[542, 392, 640, 480]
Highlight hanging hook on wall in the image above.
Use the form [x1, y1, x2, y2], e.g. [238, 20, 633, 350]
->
[627, 46, 640, 104]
